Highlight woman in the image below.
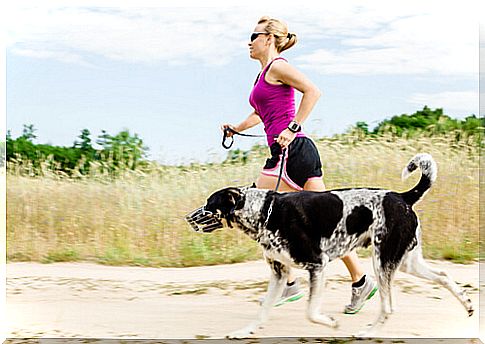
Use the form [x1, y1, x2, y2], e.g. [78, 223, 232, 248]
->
[221, 16, 377, 313]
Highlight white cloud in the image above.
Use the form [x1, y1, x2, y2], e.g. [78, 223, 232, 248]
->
[11, 48, 95, 68]
[408, 91, 478, 115]
[294, 4, 480, 76]
[4, 1, 482, 77]
[5, 6, 255, 66]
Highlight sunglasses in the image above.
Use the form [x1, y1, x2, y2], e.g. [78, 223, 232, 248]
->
[250, 32, 269, 42]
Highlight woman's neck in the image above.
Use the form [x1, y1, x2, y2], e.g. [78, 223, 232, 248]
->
[259, 53, 280, 69]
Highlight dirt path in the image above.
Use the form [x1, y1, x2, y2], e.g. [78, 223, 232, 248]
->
[5, 258, 480, 339]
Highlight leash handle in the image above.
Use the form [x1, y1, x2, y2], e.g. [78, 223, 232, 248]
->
[222, 127, 234, 149]
[222, 126, 279, 150]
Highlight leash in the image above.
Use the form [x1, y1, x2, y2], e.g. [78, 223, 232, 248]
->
[222, 127, 286, 193]
[222, 127, 272, 149]
[274, 149, 286, 192]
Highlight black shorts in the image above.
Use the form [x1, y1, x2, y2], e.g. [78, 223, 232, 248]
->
[262, 137, 323, 190]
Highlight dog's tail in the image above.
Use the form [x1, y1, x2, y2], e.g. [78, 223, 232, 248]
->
[400, 153, 437, 206]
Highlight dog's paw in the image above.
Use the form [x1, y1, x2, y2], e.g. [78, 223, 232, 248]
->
[355, 323, 375, 338]
[321, 315, 338, 329]
[355, 329, 372, 338]
[328, 315, 338, 328]
[308, 313, 338, 328]
[226, 326, 255, 339]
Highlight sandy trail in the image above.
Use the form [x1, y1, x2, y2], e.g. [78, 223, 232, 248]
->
[5, 258, 480, 339]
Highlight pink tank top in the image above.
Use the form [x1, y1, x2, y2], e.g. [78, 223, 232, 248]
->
[249, 57, 305, 146]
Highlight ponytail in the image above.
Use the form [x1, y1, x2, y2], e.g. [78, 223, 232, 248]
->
[257, 16, 297, 53]
[279, 32, 297, 53]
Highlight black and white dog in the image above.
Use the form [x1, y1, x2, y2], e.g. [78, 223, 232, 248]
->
[186, 153, 474, 337]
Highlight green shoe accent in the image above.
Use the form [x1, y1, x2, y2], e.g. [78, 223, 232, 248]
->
[259, 280, 305, 307]
[344, 285, 378, 314]
[275, 291, 304, 307]
[367, 285, 378, 300]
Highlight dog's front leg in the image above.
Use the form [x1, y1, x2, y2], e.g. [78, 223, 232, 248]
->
[227, 260, 288, 339]
[306, 265, 338, 328]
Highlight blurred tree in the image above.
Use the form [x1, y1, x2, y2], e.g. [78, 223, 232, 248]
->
[21, 124, 37, 141]
[7, 126, 149, 175]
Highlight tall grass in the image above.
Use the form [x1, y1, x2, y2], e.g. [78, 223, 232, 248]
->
[6, 133, 480, 266]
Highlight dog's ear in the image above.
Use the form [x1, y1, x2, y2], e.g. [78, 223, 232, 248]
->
[205, 187, 244, 229]
[224, 188, 245, 228]
[206, 187, 244, 216]
[226, 188, 244, 211]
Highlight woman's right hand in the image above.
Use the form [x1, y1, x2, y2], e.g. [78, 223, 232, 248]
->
[221, 124, 236, 137]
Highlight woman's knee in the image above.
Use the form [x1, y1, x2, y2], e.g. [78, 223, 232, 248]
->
[303, 177, 326, 191]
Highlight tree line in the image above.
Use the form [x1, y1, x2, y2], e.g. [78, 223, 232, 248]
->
[6, 125, 148, 175]
[5, 107, 483, 175]
[353, 106, 483, 139]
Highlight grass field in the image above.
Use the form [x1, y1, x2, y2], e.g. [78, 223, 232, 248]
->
[6, 133, 481, 266]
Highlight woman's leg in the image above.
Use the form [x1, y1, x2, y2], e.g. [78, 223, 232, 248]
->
[256, 173, 299, 192]
[303, 177, 325, 192]
[341, 251, 365, 282]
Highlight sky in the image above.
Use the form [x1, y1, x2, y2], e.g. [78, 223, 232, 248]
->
[3, 0, 482, 165]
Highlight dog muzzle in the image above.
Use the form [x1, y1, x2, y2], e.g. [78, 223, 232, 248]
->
[185, 206, 223, 233]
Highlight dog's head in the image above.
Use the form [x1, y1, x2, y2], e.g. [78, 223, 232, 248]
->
[185, 186, 247, 233]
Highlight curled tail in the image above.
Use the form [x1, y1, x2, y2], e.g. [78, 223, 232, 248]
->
[400, 153, 437, 206]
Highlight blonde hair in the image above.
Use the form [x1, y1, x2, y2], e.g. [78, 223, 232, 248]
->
[257, 16, 297, 53]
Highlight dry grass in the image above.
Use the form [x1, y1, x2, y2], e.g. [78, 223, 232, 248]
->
[6, 133, 480, 266]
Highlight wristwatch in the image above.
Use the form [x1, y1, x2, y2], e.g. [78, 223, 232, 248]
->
[287, 120, 302, 133]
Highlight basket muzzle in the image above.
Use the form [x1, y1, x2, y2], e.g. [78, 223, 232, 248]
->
[185, 206, 223, 233]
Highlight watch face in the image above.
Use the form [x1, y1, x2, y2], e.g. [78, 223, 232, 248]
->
[289, 121, 300, 132]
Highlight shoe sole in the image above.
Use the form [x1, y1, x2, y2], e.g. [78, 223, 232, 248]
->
[344, 285, 378, 314]
[274, 292, 305, 307]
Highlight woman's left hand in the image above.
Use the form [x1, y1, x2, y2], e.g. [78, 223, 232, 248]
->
[276, 128, 297, 149]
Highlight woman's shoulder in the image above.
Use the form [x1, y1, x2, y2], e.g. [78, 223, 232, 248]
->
[272, 57, 289, 66]
[263, 57, 288, 74]
[268, 58, 296, 78]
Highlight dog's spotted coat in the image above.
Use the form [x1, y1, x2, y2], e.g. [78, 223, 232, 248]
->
[196, 154, 474, 337]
